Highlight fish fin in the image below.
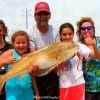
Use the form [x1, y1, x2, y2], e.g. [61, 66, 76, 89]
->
[0, 74, 6, 92]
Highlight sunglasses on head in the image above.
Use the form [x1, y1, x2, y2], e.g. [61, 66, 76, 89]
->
[81, 25, 93, 31]
[36, 11, 50, 16]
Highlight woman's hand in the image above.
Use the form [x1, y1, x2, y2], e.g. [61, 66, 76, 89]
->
[5, 55, 16, 64]
[84, 37, 96, 46]
[0, 50, 16, 67]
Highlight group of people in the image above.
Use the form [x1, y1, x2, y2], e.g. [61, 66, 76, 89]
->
[0, 1, 100, 100]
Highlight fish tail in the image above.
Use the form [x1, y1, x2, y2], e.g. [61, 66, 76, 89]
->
[0, 75, 6, 92]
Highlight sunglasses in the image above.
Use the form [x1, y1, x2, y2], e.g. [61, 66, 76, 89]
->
[81, 25, 93, 31]
[36, 11, 50, 16]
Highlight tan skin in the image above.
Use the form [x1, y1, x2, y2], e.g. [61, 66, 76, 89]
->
[0, 50, 16, 67]
[60, 28, 74, 42]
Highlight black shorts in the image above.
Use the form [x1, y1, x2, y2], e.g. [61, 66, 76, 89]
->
[36, 71, 59, 100]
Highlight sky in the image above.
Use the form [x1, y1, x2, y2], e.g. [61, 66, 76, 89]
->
[0, 0, 100, 40]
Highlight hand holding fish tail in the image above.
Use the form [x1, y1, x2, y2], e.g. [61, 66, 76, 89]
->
[0, 50, 16, 67]
[4, 55, 16, 64]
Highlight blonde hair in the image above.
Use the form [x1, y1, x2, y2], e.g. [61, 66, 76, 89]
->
[76, 17, 95, 42]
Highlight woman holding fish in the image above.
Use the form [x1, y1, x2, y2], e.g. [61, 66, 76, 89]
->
[58, 22, 100, 100]
[0, 31, 39, 100]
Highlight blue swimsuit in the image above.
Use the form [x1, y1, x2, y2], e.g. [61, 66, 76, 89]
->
[5, 49, 34, 100]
